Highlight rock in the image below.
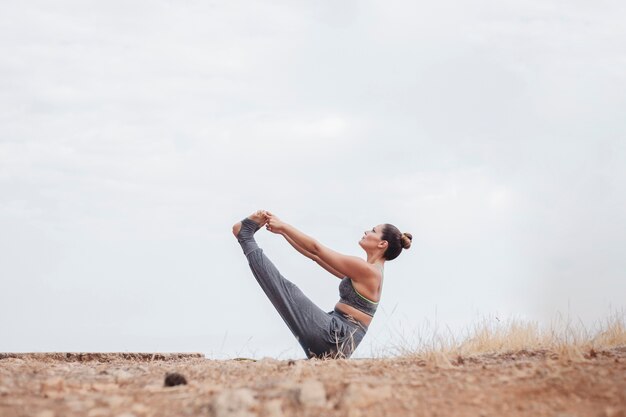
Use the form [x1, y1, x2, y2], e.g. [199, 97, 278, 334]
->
[90, 382, 119, 392]
[297, 379, 326, 408]
[261, 400, 283, 417]
[131, 403, 150, 415]
[465, 375, 477, 384]
[87, 408, 110, 417]
[35, 411, 55, 417]
[211, 388, 258, 417]
[40, 378, 65, 394]
[604, 407, 626, 417]
[67, 399, 94, 412]
[497, 375, 511, 384]
[112, 369, 134, 382]
[347, 409, 362, 417]
[470, 395, 485, 405]
[106, 395, 127, 408]
[115, 413, 137, 417]
[340, 383, 392, 409]
[164, 372, 187, 387]
[289, 360, 304, 378]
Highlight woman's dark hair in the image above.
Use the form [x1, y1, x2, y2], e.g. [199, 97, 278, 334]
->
[382, 224, 412, 261]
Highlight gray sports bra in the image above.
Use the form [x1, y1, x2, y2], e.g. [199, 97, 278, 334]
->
[337, 266, 383, 317]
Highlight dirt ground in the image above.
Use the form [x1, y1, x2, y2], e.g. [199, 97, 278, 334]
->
[1, 348, 625, 417]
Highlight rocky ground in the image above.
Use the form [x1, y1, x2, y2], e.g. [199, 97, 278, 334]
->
[1, 348, 625, 417]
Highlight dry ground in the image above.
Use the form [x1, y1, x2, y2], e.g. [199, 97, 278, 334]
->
[1, 348, 625, 417]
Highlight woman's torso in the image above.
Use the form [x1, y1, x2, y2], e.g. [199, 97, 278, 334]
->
[335, 265, 384, 327]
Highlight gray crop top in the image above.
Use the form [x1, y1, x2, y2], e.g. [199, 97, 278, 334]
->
[338, 269, 382, 317]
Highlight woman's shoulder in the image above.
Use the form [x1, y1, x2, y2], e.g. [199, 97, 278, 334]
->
[348, 263, 383, 283]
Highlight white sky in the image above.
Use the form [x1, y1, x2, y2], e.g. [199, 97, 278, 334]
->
[1, 0, 625, 359]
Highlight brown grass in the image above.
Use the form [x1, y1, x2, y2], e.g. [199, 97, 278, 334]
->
[389, 311, 626, 364]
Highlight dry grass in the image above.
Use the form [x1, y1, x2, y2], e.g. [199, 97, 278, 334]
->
[387, 310, 626, 363]
[590, 313, 626, 348]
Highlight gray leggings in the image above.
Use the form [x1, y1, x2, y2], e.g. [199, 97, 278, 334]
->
[237, 218, 367, 359]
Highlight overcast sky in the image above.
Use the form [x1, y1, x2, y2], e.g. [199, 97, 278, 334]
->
[1, 0, 625, 359]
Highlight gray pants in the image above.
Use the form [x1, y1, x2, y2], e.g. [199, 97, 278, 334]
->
[237, 218, 367, 359]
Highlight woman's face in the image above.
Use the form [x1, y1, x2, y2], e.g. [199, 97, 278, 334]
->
[359, 224, 386, 251]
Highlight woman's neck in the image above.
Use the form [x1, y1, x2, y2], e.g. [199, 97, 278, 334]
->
[366, 253, 385, 266]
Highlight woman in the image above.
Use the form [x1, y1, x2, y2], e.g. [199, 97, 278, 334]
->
[232, 210, 412, 359]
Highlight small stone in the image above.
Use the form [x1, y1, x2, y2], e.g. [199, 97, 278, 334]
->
[604, 407, 626, 417]
[40, 378, 65, 394]
[68, 399, 93, 412]
[340, 383, 392, 409]
[347, 409, 362, 417]
[261, 399, 284, 417]
[471, 395, 485, 405]
[87, 408, 109, 417]
[36, 411, 55, 417]
[297, 379, 326, 407]
[106, 395, 126, 408]
[497, 375, 511, 384]
[113, 369, 134, 382]
[212, 388, 257, 417]
[116, 413, 137, 417]
[131, 403, 150, 415]
[164, 372, 187, 387]
[90, 382, 119, 392]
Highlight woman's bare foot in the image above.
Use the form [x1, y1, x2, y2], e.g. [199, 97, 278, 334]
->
[232, 210, 268, 238]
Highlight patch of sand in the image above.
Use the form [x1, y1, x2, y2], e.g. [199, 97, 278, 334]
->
[1, 348, 624, 417]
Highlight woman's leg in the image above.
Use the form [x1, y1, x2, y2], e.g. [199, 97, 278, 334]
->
[235, 217, 335, 358]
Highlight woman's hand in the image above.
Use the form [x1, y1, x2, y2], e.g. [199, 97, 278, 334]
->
[264, 211, 287, 234]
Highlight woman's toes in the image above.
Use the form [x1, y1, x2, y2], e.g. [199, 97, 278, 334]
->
[248, 210, 267, 226]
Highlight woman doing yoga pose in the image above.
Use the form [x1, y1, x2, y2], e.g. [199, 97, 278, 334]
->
[232, 210, 412, 359]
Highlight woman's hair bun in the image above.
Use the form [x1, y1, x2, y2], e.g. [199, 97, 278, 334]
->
[400, 232, 412, 250]
[381, 224, 411, 261]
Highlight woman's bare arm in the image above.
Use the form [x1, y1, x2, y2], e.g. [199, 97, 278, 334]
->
[281, 233, 345, 278]
[265, 212, 375, 282]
